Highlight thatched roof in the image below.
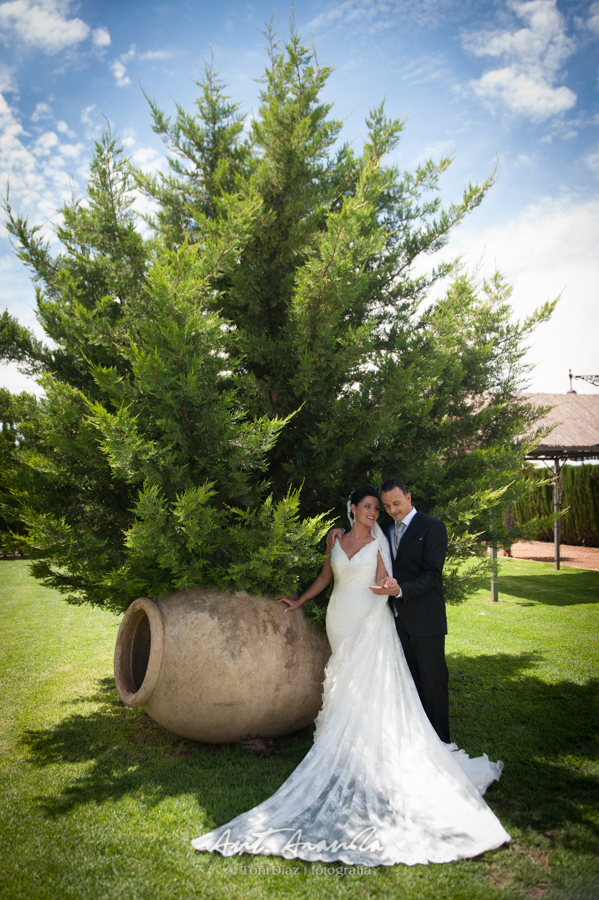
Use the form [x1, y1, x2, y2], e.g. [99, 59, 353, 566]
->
[522, 393, 599, 459]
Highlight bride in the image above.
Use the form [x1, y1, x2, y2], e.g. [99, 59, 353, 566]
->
[191, 486, 510, 866]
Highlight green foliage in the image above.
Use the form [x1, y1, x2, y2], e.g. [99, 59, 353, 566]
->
[1, 25, 556, 617]
[513, 464, 599, 547]
[137, 55, 251, 247]
[0, 310, 48, 373]
[222, 489, 330, 596]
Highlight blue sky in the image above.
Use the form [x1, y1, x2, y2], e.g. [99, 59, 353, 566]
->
[1, 0, 598, 395]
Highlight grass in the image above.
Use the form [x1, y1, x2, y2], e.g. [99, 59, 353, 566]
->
[0, 557, 598, 900]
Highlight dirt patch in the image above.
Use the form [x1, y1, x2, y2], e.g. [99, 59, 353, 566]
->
[240, 737, 278, 758]
[508, 541, 599, 572]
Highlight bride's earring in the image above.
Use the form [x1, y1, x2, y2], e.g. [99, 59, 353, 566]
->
[346, 499, 354, 527]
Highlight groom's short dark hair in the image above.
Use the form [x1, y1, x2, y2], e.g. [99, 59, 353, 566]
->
[381, 478, 409, 495]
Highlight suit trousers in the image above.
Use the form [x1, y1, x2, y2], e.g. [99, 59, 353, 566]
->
[393, 615, 450, 744]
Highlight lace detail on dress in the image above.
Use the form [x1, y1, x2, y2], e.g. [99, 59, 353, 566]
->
[330, 537, 378, 573]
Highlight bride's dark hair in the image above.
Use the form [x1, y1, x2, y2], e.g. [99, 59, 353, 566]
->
[349, 485, 381, 514]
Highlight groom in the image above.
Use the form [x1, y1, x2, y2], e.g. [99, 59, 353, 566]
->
[370, 478, 450, 743]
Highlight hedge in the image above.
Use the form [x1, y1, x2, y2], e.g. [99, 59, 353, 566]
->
[512, 463, 599, 547]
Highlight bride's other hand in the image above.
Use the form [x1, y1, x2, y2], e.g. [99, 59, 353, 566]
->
[278, 554, 333, 612]
[277, 594, 304, 611]
[369, 576, 399, 596]
[325, 528, 344, 550]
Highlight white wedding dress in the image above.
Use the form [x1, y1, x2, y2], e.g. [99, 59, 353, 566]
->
[192, 534, 510, 866]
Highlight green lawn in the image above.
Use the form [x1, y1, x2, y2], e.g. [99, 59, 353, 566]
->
[0, 558, 597, 900]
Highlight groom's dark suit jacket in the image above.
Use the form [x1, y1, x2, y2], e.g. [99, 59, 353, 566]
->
[386, 512, 448, 638]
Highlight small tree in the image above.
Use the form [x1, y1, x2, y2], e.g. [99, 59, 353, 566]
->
[2, 26, 554, 617]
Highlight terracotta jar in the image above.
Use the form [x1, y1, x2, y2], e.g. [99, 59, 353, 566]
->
[114, 586, 330, 743]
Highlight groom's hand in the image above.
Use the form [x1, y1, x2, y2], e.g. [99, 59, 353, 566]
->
[325, 528, 345, 550]
[369, 577, 400, 596]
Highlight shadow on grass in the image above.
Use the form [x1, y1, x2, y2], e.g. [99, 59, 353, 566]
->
[20, 677, 312, 826]
[19, 655, 599, 858]
[498, 565, 599, 606]
[448, 652, 599, 857]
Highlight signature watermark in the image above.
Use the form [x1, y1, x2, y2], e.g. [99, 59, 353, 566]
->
[206, 824, 383, 858]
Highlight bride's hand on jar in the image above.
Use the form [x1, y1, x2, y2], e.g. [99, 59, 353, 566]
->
[277, 594, 304, 611]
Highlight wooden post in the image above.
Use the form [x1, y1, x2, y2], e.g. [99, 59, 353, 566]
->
[490, 542, 499, 602]
[554, 458, 561, 571]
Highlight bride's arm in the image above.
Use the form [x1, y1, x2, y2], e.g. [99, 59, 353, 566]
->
[368, 551, 399, 595]
[376, 552, 388, 585]
[277, 553, 333, 611]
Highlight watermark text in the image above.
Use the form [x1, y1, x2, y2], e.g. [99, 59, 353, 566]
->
[225, 863, 372, 876]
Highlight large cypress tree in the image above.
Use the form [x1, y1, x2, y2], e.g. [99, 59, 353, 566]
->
[1, 26, 553, 616]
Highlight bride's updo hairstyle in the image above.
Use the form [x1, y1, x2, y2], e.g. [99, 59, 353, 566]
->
[348, 485, 381, 521]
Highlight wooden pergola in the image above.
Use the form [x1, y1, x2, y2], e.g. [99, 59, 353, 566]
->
[522, 392, 599, 569]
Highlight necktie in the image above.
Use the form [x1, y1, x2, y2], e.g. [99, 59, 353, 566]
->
[394, 521, 406, 551]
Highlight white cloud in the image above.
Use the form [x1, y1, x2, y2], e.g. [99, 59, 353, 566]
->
[0, 90, 88, 398]
[110, 44, 136, 88]
[0, 0, 91, 53]
[110, 59, 130, 88]
[130, 144, 164, 174]
[419, 139, 455, 162]
[58, 141, 84, 158]
[31, 100, 52, 121]
[463, 0, 577, 122]
[427, 195, 599, 392]
[585, 145, 599, 175]
[0, 65, 17, 93]
[108, 45, 169, 88]
[139, 49, 170, 62]
[54, 120, 79, 142]
[469, 67, 575, 120]
[308, 0, 459, 33]
[0, 362, 44, 395]
[120, 131, 165, 178]
[92, 25, 110, 49]
[513, 152, 536, 167]
[32, 130, 59, 155]
[80, 104, 95, 126]
[401, 53, 453, 85]
[0, 0, 110, 61]
[0, 90, 86, 231]
[587, 1, 599, 34]
[79, 103, 103, 140]
[0, 258, 45, 397]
